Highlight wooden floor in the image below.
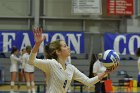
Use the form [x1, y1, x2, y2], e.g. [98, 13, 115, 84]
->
[0, 85, 140, 93]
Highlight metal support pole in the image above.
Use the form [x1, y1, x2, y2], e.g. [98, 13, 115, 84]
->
[82, 20, 86, 32]
[89, 35, 94, 60]
[34, 0, 40, 27]
[119, 17, 127, 33]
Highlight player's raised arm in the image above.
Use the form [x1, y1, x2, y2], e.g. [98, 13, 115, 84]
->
[32, 27, 46, 53]
[28, 27, 46, 65]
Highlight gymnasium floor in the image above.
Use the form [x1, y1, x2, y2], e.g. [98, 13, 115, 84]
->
[0, 85, 140, 93]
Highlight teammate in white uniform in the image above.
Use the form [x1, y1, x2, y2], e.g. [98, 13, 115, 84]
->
[10, 46, 21, 93]
[93, 58, 107, 93]
[18, 48, 26, 89]
[23, 46, 35, 93]
[136, 48, 140, 75]
[28, 27, 115, 93]
[136, 48, 140, 86]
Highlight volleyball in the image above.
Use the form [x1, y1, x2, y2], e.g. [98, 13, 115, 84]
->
[99, 49, 120, 68]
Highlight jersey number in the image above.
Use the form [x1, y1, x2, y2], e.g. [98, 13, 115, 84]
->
[63, 80, 67, 89]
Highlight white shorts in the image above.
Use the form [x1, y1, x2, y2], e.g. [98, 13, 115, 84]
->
[24, 64, 35, 72]
[10, 64, 18, 72]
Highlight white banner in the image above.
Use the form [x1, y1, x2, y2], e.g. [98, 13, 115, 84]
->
[72, 0, 102, 15]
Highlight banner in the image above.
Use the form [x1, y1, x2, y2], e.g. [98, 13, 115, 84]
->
[104, 33, 140, 55]
[0, 31, 84, 54]
[72, 0, 102, 15]
[107, 0, 134, 15]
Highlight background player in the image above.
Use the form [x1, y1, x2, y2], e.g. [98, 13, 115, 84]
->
[93, 53, 108, 93]
[18, 48, 26, 89]
[136, 48, 140, 86]
[23, 46, 35, 93]
[10, 46, 21, 93]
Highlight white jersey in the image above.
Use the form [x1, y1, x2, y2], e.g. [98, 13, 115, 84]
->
[137, 57, 140, 74]
[23, 53, 35, 72]
[29, 53, 100, 93]
[10, 54, 21, 72]
[138, 57, 140, 64]
[93, 60, 106, 75]
[18, 55, 25, 69]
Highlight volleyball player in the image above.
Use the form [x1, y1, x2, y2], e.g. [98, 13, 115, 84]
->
[23, 46, 35, 93]
[136, 48, 140, 86]
[28, 27, 116, 93]
[17, 48, 26, 89]
[136, 48, 140, 75]
[10, 46, 21, 93]
[93, 53, 107, 93]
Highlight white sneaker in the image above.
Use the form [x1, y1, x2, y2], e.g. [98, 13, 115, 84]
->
[28, 90, 31, 93]
[67, 89, 71, 92]
[10, 91, 14, 93]
[32, 91, 36, 93]
[32, 88, 36, 93]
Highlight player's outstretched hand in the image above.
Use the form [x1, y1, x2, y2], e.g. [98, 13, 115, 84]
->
[98, 63, 119, 80]
[33, 27, 46, 44]
[106, 63, 119, 73]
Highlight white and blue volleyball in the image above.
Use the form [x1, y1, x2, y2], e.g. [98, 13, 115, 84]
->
[99, 49, 120, 68]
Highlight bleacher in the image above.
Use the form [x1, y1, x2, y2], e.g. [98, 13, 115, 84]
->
[0, 53, 139, 87]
